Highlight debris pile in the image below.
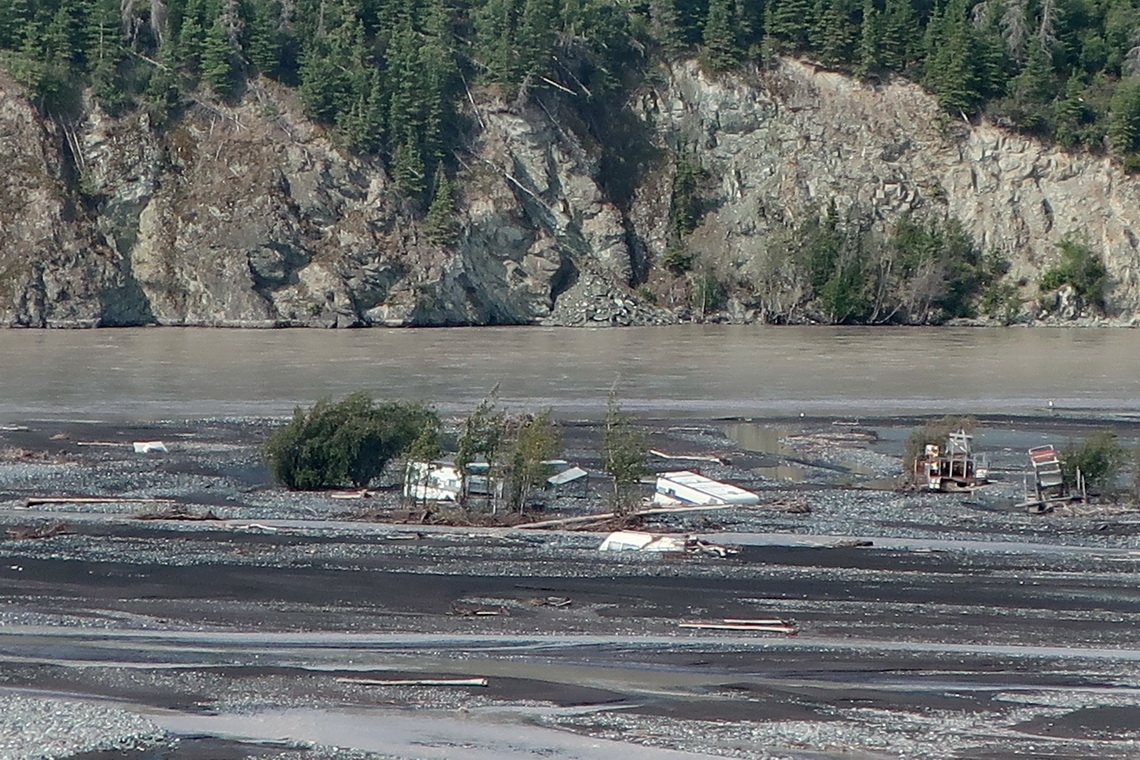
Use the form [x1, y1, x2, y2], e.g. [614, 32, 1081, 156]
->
[598, 530, 738, 557]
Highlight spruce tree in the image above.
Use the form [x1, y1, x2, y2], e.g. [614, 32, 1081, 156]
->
[177, 0, 208, 71]
[650, 0, 685, 53]
[518, 0, 556, 84]
[703, 0, 741, 70]
[923, 1, 985, 115]
[766, 0, 815, 52]
[424, 170, 460, 245]
[474, 0, 519, 88]
[391, 131, 426, 197]
[1005, 37, 1057, 131]
[202, 15, 237, 97]
[0, 0, 31, 49]
[1108, 76, 1140, 160]
[245, 0, 283, 77]
[814, 0, 856, 64]
[880, 0, 917, 71]
[856, 0, 882, 77]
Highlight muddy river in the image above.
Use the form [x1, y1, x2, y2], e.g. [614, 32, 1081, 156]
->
[1, 325, 1139, 419]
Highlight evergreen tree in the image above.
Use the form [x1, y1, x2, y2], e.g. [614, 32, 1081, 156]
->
[1054, 73, 1098, 149]
[143, 42, 182, 121]
[518, 0, 556, 84]
[298, 41, 343, 121]
[1003, 37, 1057, 132]
[766, 0, 814, 52]
[856, 0, 882, 77]
[1108, 76, 1140, 163]
[0, 0, 31, 49]
[424, 170, 460, 245]
[734, 0, 762, 49]
[474, 0, 520, 88]
[338, 67, 385, 152]
[45, 1, 82, 65]
[391, 131, 426, 197]
[244, 0, 283, 76]
[650, 0, 686, 52]
[420, 0, 457, 168]
[702, 0, 741, 70]
[814, 0, 856, 64]
[923, 1, 985, 115]
[177, 0, 209, 71]
[880, 0, 917, 71]
[201, 15, 237, 97]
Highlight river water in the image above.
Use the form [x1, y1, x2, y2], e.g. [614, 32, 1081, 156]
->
[0, 325, 1137, 420]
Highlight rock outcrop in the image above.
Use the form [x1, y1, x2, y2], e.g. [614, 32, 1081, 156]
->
[1, 59, 1139, 327]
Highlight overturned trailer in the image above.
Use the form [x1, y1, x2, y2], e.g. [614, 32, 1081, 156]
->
[1016, 444, 1088, 513]
[913, 429, 990, 492]
[652, 470, 760, 507]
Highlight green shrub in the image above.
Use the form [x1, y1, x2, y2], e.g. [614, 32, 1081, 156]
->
[602, 386, 647, 516]
[663, 244, 695, 274]
[266, 392, 439, 489]
[1039, 234, 1109, 310]
[1062, 430, 1126, 490]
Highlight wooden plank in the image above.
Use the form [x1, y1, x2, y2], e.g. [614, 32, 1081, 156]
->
[678, 622, 798, 634]
[335, 677, 488, 687]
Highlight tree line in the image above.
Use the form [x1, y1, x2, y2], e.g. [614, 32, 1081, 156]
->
[6, 0, 1140, 193]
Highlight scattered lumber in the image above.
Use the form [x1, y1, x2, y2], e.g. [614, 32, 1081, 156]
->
[530, 596, 573, 608]
[336, 677, 489, 687]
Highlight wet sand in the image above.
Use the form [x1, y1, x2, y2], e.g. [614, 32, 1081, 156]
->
[2, 414, 1140, 759]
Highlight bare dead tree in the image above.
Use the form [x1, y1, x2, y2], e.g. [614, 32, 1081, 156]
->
[1125, 28, 1140, 77]
[1000, 0, 1030, 61]
[1038, 0, 1058, 48]
[971, 0, 995, 28]
[151, 0, 169, 47]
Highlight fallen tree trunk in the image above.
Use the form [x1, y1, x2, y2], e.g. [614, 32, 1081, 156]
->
[23, 496, 177, 507]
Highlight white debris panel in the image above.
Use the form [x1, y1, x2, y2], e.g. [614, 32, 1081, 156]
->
[652, 470, 759, 507]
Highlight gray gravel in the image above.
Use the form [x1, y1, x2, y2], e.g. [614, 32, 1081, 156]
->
[0, 695, 166, 760]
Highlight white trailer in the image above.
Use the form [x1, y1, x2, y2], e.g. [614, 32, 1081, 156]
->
[652, 470, 760, 507]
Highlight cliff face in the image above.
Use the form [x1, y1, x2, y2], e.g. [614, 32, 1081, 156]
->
[2, 59, 1139, 327]
[647, 60, 1140, 321]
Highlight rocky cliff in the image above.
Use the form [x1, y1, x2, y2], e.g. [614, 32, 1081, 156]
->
[2, 59, 1139, 327]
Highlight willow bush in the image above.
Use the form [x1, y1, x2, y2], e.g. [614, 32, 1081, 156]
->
[265, 392, 439, 490]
